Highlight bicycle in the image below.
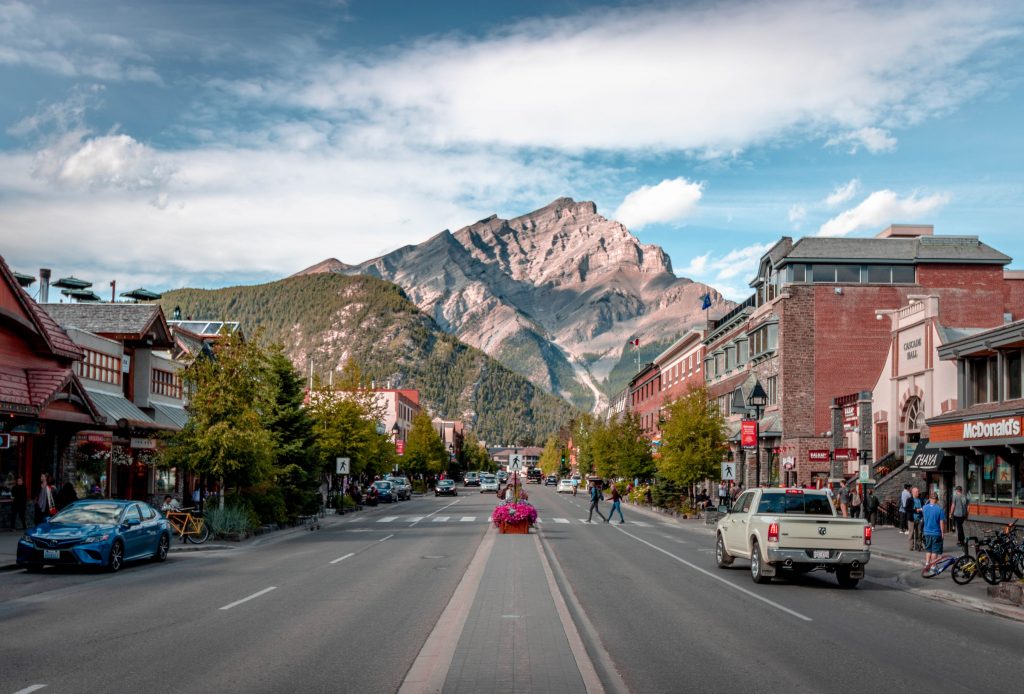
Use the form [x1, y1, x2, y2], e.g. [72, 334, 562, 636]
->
[921, 554, 957, 579]
[165, 507, 210, 544]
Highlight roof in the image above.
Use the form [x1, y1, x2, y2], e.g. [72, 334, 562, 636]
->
[42, 303, 172, 345]
[87, 389, 173, 431]
[937, 318, 1024, 360]
[167, 320, 241, 337]
[151, 402, 189, 429]
[0, 365, 103, 424]
[926, 399, 1024, 426]
[0, 255, 83, 361]
[777, 236, 1010, 266]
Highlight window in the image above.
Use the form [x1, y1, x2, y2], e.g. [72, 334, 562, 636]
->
[905, 397, 924, 432]
[892, 266, 915, 283]
[76, 349, 121, 385]
[812, 264, 838, 283]
[749, 324, 778, 358]
[766, 376, 778, 406]
[836, 265, 860, 283]
[733, 491, 755, 513]
[725, 346, 735, 371]
[968, 356, 996, 405]
[970, 454, 1013, 503]
[737, 339, 748, 365]
[152, 369, 183, 399]
[756, 492, 833, 514]
[1006, 350, 1022, 401]
[867, 265, 892, 283]
[788, 264, 806, 283]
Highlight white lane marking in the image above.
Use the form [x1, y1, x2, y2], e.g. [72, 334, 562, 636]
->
[219, 586, 277, 611]
[14, 686, 48, 694]
[379, 534, 394, 542]
[631, 521, 651, 527]
[614, 527, 812, 622]
[410, 498, 462, 526]
[378, 516, 399, 523]
[406, 516, 424, 523]
[330, 552, 355, 565]
[432, 516, 450, 522]
[553, 518, 570, 524]
[459, 516, 476, 522]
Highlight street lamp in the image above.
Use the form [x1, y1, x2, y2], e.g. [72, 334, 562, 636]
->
[747, 380, 768, 487]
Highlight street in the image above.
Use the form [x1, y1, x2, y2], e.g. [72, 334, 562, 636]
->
[2, 487, 1022, 693]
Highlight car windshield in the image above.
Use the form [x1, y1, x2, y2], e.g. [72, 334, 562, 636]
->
[51, 504, 123, 525]
[481, 475, 495, 481]
[756, 493, 834, 515]
[438, 480, 453, 486]
[374, 481, 392, 490]
[392, 478, 408, 485]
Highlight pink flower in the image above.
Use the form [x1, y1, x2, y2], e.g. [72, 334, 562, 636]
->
[492, 501, 538, 527]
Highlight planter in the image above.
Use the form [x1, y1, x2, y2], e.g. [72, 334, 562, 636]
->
[499, 520, 531, 534]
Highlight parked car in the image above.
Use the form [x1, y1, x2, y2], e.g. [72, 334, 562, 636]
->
[464, 471, 480, 487]
[17, 500, 172, 573]
[372, 480, 398, 503]
[545, 474, 558, 486]
[390, 476, 412, 500]
[435, 479, 458, 497]
[526, 468, 543, 484]
[557, 479, 574, 494]
[496, 470, 509, 483]
[479, 474, 499, 493]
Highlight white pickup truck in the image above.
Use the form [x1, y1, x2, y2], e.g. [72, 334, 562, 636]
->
[715, 487, 871, 588]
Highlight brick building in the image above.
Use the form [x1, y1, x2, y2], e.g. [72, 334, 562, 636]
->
[628, 362, 661, 441]
[705, 224, 1017, 488]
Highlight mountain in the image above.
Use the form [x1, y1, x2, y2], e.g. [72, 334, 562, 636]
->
[296, 198, 730, 411]
[159, 273, 575, 445]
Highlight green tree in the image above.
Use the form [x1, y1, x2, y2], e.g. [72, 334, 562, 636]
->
[461, 430, 492, 473]
[658, 386, 726, 492]
[162, 330, 277, 506]
[538, 434, 563, 475]
[403, 411, 447, 476]
[265, 345, 318, 515]
[610, 412, 656, 482]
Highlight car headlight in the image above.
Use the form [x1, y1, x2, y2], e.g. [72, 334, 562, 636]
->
[21, 533, 34, 544]
[83, 533, 111, 544]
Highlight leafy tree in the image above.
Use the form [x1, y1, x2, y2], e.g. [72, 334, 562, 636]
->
[306, 385, 378, 479]
[461, 430, 493, 473]
[538, 434, 563, 476]
[658, 386, 726, 492]
[403, 411, 448, 476]
[571, 414, 597, 476]
[612, 412, 656, 482]
[162, 330, 277, 506]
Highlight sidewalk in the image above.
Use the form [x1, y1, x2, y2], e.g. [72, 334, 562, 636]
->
[622, 501, 1024, 623]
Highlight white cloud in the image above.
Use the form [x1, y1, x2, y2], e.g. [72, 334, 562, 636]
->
[33, 132, 173, 191]
[678, 252, 710, 277]
[613, 178, 703, 229]
[788, 204, 807, 229]
[825, 179, 861, 206]
[678, 242, 774, 300]
[817, 190, 950, 237]
[827, 127, 898, 154]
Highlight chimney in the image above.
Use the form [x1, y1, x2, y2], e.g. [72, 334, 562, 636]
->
[39, 268, 51, 303]
[875, 224, 933, 239]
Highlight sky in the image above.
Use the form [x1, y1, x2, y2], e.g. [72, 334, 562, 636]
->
[1, 0, 1023, 302]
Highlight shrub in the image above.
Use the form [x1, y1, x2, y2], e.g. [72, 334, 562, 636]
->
[244, 484, 288, 526]
[204, 504, 251, 538]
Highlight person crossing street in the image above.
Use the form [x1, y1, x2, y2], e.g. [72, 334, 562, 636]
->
[606, 483, 625, 524]
[585, 478, 607, 523]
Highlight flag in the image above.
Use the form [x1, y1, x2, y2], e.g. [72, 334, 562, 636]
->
[629, 338, 639, 348]
[700, 292, 712, 310]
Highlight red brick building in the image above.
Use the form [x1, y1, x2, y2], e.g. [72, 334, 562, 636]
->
[629, 362, 661, 441]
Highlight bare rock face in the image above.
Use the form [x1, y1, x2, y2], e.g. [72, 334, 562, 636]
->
[297, 198, 729, 411]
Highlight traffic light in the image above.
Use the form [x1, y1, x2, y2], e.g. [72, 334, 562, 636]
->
[560, 455, 565, 464]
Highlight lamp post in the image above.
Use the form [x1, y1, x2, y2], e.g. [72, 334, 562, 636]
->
[747, 380, 768, 487]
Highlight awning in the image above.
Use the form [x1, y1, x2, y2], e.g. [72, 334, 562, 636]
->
[759, 412, 782, 437]
[151, 402, 188, 429]
[725, 420, 742, 442]
[87, 389, 173, 431]
[907, 439, 950, 471]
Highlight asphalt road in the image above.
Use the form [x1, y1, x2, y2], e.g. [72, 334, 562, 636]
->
[2, 485, 1023, 694]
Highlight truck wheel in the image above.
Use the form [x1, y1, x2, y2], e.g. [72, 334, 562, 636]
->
[836, 567, 860, 589]
[750, 541, 770, 584]
[715, 534, 734, 568]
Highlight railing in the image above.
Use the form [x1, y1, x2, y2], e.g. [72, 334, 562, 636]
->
[709, 294, 756, 333]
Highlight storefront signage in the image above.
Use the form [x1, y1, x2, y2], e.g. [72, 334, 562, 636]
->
[833, 448, 857, 460]
[931, 415, 1024, 444]
[130, 437, 156, 449]
[396, 440, 405, 455]
[808, 449, 830, 463]
[897, 324, 926, 374]
[782, 457, 795, 470]
[908, 439, 947, 471]
[740, 420, 757, 449]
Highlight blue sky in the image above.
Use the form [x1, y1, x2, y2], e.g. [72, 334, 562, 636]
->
[1, 0, 1022, 301]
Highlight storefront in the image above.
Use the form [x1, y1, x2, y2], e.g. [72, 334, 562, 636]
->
[928, 414, 1024, 521]
[906, 439, 955, 514]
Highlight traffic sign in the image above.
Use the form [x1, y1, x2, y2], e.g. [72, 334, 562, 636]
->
[336, 457, 350, 475]
[508, 454, 523, 471]
[720, 462, 735, 481]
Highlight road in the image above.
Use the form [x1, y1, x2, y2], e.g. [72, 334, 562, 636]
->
[2, 485, 1022, 693]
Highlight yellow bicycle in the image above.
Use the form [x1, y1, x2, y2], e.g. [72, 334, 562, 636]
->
[165, 508, 211, 544]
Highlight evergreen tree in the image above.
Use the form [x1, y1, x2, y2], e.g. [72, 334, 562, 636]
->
[265, 345, 318, 514]
[403, 411, 448, 476]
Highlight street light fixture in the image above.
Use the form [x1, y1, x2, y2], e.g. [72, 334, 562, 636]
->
[747, 380, 768, 487]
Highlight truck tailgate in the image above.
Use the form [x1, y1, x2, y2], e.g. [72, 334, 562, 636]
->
[777, 518, 867, 550]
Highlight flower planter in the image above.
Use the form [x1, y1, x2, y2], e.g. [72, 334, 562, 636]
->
[499, 520, 531, 534]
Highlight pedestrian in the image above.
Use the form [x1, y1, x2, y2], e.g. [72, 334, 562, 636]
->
[9, 475, 27, 530]
[586, 479, 607, 523]
[571, 476, 579, 497]
[949, 485, 969, 546]
[908, 487, 923, 551]
[55, 481, 78, 510]
[921, 492, 947, 572]
[606, 483, 624, 524]
[849, 486, 861, 518]
[730, 483, 741, 502]
[838, 480, 851, 517]
[864, 488, 880, 527]
[718, 481, 728, 508]
[899, 483, 911, 533]
[34, 473, 55, 525]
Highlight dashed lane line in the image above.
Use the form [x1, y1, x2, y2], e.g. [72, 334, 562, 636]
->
[329, 552, 355, 565]
[219, 586, 277, 611]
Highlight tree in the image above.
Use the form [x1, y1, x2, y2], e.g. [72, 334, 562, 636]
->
[658, 386, 726, 492]
[610, 412, 656, 482]
[403, 411, 448, 476]
[265, 345, 318, 514]
[162, 330, 277, 506]
[307, 385, 381, 480]
[538, 434, 563, 475]
[461, 430, 493, 473]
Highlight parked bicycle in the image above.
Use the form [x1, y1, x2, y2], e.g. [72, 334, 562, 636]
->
[165, 508, 210, 544]
[922, 539, 982, 585]
[977, 520, 1019, 585]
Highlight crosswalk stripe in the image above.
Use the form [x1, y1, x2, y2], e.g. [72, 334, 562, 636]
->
[432, 516, 450, 522]
[406, 517, 424, 523]
[631, 521, 651, 527]
[378, 516, 399, 523]
[552, 518, 570, 524]
[459, 516, 475, 522]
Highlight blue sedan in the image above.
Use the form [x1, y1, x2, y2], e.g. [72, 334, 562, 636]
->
[18, 499, 172, 573]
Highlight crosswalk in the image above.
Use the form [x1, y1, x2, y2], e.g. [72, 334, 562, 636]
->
[343, 515, 656, 527]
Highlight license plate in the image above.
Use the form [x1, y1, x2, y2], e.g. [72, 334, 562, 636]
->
[813, 550, 829, 559]
[43, 549, 60, 559]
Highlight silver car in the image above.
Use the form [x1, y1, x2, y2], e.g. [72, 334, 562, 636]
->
[479, 474, 499, 493]
[390, 476, 412, 500]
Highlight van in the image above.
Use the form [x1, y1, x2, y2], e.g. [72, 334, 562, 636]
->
[526, 468, 543, 484]
[464, 471, 480, 487]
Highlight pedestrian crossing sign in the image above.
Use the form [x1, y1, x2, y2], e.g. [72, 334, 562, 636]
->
[721, 462, 735, 481]
[509, 454, 523, 471]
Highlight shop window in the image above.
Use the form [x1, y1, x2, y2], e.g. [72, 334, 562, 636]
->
[974, 454, 1013, 503]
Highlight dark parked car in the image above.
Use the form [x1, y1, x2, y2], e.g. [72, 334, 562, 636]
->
[372, 480, 397, 503]
[435, 479, 458, 497]
[545, 475, 558, 486]
[527, 468, 543, 484]
[17, 500, 172, 573]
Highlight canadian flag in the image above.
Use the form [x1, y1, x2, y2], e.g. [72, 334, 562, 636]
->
[629, 338, 640, 347]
